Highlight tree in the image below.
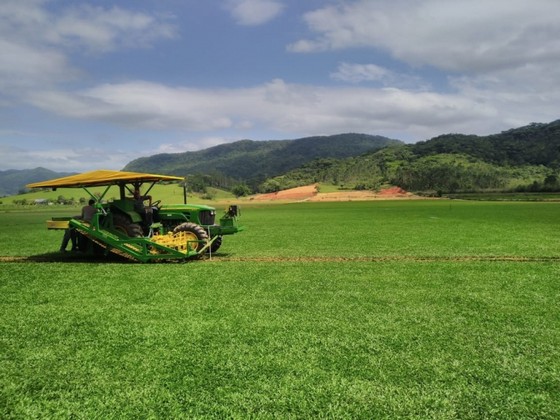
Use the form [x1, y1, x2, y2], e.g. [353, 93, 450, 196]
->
[260, 179, 281, 193]
[232, 183, 252, 197]
[544, 174, 558, 187]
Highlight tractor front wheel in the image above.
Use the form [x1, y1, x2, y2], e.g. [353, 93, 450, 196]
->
[173, 222, 209, 253]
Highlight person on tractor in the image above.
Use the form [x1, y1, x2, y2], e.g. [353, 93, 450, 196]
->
[81, 199, 97, 223]
[59, 199, 96, 252]
[133, 189, 153, 226]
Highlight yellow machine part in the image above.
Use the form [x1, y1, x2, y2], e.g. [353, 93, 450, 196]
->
[27, 169, 184, 189]
[47, 220, 70, 230]
[150, 231, 202, 253]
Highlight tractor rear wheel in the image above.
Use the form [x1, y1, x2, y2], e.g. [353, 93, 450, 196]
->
[173, 222, 209, 253]
[113, 214, 143, 237]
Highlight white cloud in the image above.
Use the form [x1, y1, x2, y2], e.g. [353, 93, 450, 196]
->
[285, 0, 560, 136]
[331, 63, 391, 83]
[225, 0, 284, 26]
[26, 78, 503, 141]
[155, 137, 235, 154]
[330, 62, 430, 91]
[0, 39, 78, 91]
[48, 5, 177, 52]
[2, 0, 559, 173]
[449, 63, 560, 126]
[0, 1, 177, 95]
[289, 0, 560, 72]
[0, 143, 133, 172]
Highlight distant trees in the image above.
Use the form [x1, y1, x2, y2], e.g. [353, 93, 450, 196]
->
[392, 154, 508, 193]
[231, 183, 252, 197]
[187, 174, 212, 194]
[259, 179, 282, 193]
[186, 172, 246, 195]
[56, 195, 76, 205]
[10, 195, 92, 206]
[412, 120, 560, 167]
[122, 134, 401, 184]
[513, 172, 560, 192]
[544, 174, 558, 187]
[254, 148, 560, 195]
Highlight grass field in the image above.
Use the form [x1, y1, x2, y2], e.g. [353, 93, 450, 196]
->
[5, 183, 237, 206]
[1, 200, 559, 418]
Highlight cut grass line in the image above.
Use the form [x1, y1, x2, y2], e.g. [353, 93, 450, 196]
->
[2, 255, 560, 263]
[212, 255, 560, 263]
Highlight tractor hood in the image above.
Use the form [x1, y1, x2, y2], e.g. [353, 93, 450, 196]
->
[160, 203, 216, 212]
[27, 170, 184, 189]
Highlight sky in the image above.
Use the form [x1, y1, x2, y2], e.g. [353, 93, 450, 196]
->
[1, 0, 559, 173]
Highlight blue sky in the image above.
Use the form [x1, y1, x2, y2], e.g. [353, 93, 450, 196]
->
[1, 0, 559, 172]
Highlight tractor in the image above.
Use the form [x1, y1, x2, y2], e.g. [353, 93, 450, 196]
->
[27, 170, 243, 262]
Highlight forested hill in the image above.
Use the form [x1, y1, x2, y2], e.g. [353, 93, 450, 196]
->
[261, 119, 560, 194]
[0, 168, 75, 196]
[123, 133, 402, 182]
[412, 120, 560, 166]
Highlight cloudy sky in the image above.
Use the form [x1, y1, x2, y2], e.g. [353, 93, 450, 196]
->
[1, 0, 559, 172]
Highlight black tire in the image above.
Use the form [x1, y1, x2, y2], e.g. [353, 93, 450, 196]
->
[113, 213, 143, 237]
[209, 235, 222, 253]
[173, 222, 209, 253]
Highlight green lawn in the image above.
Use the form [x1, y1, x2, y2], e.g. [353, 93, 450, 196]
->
[1, 200, 559, 418]
[5, 182, 237, 206]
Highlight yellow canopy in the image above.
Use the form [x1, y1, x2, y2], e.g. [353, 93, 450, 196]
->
[26, 170, 184, 189]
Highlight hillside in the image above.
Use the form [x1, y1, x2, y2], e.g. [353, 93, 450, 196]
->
[123, 133, 402, 183]
[261, 120, 560, 194]
[0, 168, 75, 197]
[411, 120, 560, 166]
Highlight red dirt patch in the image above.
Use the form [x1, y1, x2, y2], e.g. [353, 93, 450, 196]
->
[378, 186, 407, 196]
[252, 184, 416, 202]
[252, 184, 319, 201]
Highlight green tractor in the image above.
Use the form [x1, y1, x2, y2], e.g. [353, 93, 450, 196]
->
[27, 170, 243, 262]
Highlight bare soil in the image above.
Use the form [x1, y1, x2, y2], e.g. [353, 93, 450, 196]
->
[251, 184, 418, 202]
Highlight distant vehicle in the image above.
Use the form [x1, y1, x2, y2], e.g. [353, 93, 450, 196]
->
[27, 170, 243, 262]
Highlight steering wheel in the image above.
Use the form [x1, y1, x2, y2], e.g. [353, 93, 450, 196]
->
[151, 200, 161, 208]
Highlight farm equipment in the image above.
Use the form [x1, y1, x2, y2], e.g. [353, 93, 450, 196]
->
[26, 170, 243, 262]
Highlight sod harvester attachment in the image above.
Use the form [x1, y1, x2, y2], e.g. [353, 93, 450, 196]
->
[27, 170, 243, 262]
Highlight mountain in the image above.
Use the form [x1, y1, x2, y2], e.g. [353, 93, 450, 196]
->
[0, 168, 76, 197]
[261, 120, 560, 194]
[123, 133, 402, 182]
[411, 120, 560, 167]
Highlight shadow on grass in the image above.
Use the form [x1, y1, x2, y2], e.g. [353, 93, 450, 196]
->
[13, 252, 133, 264]
[0, 251, 232, 264]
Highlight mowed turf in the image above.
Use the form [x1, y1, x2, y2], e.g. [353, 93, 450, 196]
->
[1, 200, 559, 418]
